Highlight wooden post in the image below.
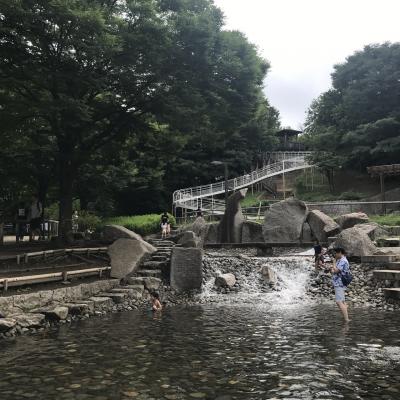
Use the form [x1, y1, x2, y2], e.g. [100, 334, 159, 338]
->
[4, 279, 8, 292]
[62, 271, 68, 282]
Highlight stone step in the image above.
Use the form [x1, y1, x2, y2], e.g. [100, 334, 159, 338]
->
[96, 292, 127, 304]
[361, 255, 399, 263]
[111, 287, 144, 299]
[142, 261, 167, 270]
[373, 270, 400, 280]
[136, 269, 162, 278]
[387, 262, 400, 270]
[383, 288, 400, 300]
[151, 255, 169, 261]
[88, 296, 114, 309]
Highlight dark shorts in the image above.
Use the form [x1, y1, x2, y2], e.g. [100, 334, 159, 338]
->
[30, 218, 41, 230]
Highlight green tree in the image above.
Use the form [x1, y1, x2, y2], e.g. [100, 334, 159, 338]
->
[305, 42, 400, 177]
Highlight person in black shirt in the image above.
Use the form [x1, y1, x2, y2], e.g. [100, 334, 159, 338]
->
[15, 202, 28, 243]
[313, 240, 322, 268]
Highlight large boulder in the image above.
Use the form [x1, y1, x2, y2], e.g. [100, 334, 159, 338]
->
[215, 273, 236, 288]
[103, 224, 143, 242]
[354, 222, 389, 240]
[219, 189, 248, 243]
[307, 210, 341, 243]
[202, 222, 220, 245]
[192, 217, 207, 237]
[334, 212, 369, 229]
[178, 231, 201, 248]
[170, 248, 203, 292]
[331, 227, 377, 257]
[108, 238, 156, 279]
[241, 221, 263, 243]
[263, 198, 308, 243]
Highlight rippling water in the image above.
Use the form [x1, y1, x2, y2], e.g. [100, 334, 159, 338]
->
[1, 304, 400, 400]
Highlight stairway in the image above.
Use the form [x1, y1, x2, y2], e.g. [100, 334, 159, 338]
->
[364, 254, 400, 300]
[134, 239, 177, 282]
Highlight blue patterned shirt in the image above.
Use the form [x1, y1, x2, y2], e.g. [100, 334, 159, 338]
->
[332, 256, 350, 288]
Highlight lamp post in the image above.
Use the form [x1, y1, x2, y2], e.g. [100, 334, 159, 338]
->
[211, 161, 229, 204]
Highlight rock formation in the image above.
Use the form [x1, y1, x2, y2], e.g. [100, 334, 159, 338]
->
[263, 198, 308, 243]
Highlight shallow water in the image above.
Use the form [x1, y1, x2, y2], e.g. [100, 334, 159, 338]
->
[1, 304, 399, 400]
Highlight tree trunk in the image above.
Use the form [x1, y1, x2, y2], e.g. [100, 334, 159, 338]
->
[59, 155, 75, 243]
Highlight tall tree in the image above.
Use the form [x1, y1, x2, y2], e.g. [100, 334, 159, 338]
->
[305, 42, 400, 176]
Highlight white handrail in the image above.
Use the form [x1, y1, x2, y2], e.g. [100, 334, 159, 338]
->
[173, 152, 313, 205]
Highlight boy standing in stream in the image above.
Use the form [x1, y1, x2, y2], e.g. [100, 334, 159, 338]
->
[331, 247, 351, 323]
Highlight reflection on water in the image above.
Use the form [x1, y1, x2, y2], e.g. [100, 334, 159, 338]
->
[0, 304, 399, 399]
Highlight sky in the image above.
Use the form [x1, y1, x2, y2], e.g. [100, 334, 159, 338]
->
[214, 0, 400, 129]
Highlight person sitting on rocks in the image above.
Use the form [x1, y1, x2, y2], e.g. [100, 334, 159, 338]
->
[151, 292, 163, 312]
[316, 248, 330, 271]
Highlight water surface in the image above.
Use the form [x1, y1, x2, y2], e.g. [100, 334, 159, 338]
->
[1, 304, 399, 400]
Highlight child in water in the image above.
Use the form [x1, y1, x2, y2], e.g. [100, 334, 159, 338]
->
[151, 292, 163, 312]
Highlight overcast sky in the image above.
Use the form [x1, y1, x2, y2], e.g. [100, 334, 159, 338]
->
[214, 0, 400, 129]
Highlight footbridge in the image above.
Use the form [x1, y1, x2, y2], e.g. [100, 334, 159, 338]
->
[173, 152, 314, 214]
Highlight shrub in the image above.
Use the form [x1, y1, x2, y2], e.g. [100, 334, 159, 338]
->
[338, 191, 365, 200]
[370, 214, 400, 227]
[78, 211, 102, 232]
[103, 213, 176, 236]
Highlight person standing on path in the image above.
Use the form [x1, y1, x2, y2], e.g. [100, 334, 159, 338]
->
[331, 247, 351, 323]
[15, 201, 28, 243]
[160, 212, 170, 237]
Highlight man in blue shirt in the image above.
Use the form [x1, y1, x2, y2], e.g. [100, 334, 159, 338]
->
[331, 247, 351, 323]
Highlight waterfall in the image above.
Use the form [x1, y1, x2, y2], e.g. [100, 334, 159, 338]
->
[199, 254, 315, 307]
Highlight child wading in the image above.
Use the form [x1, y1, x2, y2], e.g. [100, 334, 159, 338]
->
[150, 292, 163, 312]
[331, 247, 352, 323]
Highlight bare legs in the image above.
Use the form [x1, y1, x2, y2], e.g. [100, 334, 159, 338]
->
[336, 301, 350, 322]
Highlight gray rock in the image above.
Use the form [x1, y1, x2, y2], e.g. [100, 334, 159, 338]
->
[219, 189, 248, 243]
[143, 277, 162, 291]
[241, 221, 263, 243]
[331, 227, 378, 257]
[178, 231, 201, 248]
[202, 222, 220, 245]
[215, 273, 236, 288]
[34, 306, 69, 321]
[103, 224, 143, 242]
[261, 266, 277, 285]
[354, 222, 389, 240]
[263, 198, 308, 243]
[64, 303, 91, 315]
[335, 212, 369, 229]
[88, 296, 114, 309]
[192, 217, 207, 237]
[0, 318, 16, 332]
[108, 238, 156, 279]
[307, 210, 341, 243]
[9, 313, 45, 328]
[171, 248, 203, 292]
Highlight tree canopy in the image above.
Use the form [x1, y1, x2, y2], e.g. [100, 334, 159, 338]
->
[0, 0, 280, 237]
[304, 42, 400, 181]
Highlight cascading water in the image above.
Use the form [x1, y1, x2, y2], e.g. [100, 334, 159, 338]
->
[200, 252, 315, 307]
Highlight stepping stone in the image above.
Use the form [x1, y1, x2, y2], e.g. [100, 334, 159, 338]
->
[33, 306, 69, 321]
[152, 255, 168, 261]
[64, 303, 91, 315]
[89, 296, 114, 309]
[373, 270, 400, 281]
[142, 261, 167, 269]
[110, 287, 143, 299]
[96, 292, 127, 304]
[126, 277, 145, 285]
[387, 262, 400, 270]
[8, 313, 45, 328]
[74, 300, 95, 313]
[383, 288, 400, 300]
[136, 269, 162, 278]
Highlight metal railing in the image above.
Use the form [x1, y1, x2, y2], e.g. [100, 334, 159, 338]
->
[173, 152, 313, 208]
